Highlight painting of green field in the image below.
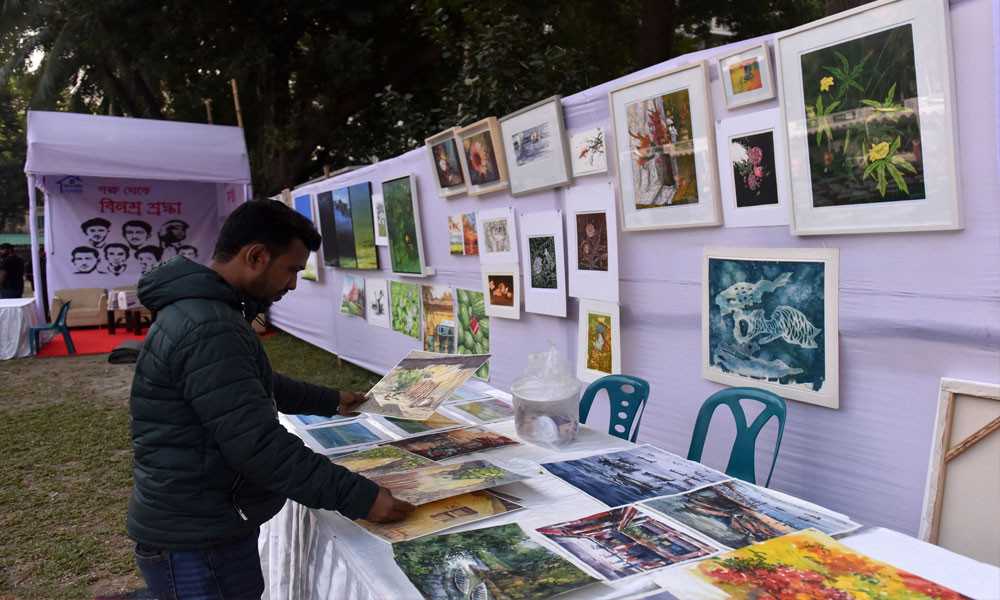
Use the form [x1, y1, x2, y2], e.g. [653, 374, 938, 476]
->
[382, 175, 423, 274]
[349, 182, 379, 269]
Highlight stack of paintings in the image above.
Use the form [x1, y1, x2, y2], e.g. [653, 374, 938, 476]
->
[368, 459, 526, 506]
[391, 426, 518, 461]
[329, 445, 434, 477]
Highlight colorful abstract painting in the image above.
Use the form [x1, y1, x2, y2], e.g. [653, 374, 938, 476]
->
[462, 130, 501, 186]
[541, 445, 728, 507]
[801, 24, 923, 207]
[665, 529, 969, 600]
[393, 523, 597, 600]
[432, 138, 465, 188]
[340, 274, 365, 318]
[369, 459, 526, 506]
[642, 479, 859, 549]
[359, 490, 522, 543]
[456, 288, 490, 379]
[305, 421, 385, 451]
[391, 426, 518, 461]
[586, 312, 613, 374]
[528, 235, 557, 289]
[448, 215, 464, 255]
[576, 212, 608, 271]
[332, 186, 357, 268]
[389, 280, 421, 339]
[348, 182, 378, 269]
[536, 506, 718, 580]
[625, 88, 699, 208]
[728, 58, 763, 95]
[421, 285, 455, 353]
[730, 130, 779, 208]
[462, 213, 479, 255]
[382, 176, 423, 274]
[329, 445, 435, 477]
[358, 350, 490, 420]
[451, 398, 514, 423]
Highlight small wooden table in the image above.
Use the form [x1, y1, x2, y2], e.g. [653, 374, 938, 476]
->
[107, 295, 155, 335]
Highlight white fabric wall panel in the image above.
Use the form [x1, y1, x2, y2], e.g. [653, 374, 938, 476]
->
[269, 0, 999, 536]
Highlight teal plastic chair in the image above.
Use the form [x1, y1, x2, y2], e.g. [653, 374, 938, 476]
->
[579, 375, 651, 442]
[687, 387, 786, 487]
[30, 300, 76, 355]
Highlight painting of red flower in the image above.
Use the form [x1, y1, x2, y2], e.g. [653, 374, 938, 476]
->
[462, 131, 500, 185]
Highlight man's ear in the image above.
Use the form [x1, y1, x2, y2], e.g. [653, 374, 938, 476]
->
[243, 243, 271, 271]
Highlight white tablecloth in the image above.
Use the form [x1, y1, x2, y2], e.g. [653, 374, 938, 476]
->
[0, 298, 38, 359]
[260, 404, 1000, 600]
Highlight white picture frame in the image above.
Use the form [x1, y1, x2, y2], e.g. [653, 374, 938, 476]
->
[518, 210, 567, 318]
[608, 60, 721, 230]
[577, 299, 622, 384]
[716, 41, 776, 109]
[702, 246, 840, 409]
[424, 127, 468, 198]
[455, 117, 509, 197]
[372, 193, 388, 246]
[480, 263, 521, 320]
[475, 207, 519, 265]
[381, 174, 433, 277]
[499, 95, 573, 196]
[715, 108, 790, 228]
[569, 127, 608, 177]
[566, 182, 619, 303]
[365, 278, 391, 329]
[774, 0, 962, 235]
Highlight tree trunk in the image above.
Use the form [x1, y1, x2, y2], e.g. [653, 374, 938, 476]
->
[638, 0, 677, 68]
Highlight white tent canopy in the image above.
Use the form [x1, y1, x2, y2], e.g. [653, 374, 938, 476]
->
[22, 110, 252, 322]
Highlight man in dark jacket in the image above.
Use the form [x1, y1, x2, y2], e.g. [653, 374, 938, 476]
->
[128, 200, 413, 599]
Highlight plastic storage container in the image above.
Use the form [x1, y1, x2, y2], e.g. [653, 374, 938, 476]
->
[510, 344, 582, 448]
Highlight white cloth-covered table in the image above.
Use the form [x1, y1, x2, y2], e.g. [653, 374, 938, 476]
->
[259, 403, 1000, 600]
[0, 298, 38, 359]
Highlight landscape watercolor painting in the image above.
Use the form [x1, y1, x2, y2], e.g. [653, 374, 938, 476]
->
[359, 350, 490, 420]
[340, 274, 365, 318]
[421, 285, 455, 353]
[316, 190, 340, 267]
[536, 506, 718, 580]
[384, 412, 460, 436]
[358, 490, 522, 543]
[541, 445, 728, 507]
[625, 88, 699, 208]
[451, 398, 514, 423]
[391, 426, 518, 461]
[512, 122, 552, 166]
[305, 421, 384, 451]
[348, 182, 378, 269]
[392, 523, 597, 600]
[332, 186, 357, 268]
[369, 459, 526, 506]
[383, 175, 423, 274]
[448, 215, 464, 255]
[642, 479, 858, 549]
[390, 280, 421, 339]
[329, 445, 434, 477]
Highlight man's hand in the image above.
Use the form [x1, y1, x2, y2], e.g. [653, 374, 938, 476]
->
[365, 486, 415, 523]
[337, 391, 367, 416]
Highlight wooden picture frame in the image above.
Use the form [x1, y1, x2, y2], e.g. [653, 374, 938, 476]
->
[455, 117, 509, 196]
[424, 127, 468, 198]
[498, 95, 573, 196]
[716, 41, 776, 109]
[381, 174, 433, 277]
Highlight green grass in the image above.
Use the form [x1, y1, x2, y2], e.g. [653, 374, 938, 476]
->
[0, 328, 377, 598]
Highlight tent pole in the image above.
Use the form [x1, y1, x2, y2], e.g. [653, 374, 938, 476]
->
[26, 174, 44, 323]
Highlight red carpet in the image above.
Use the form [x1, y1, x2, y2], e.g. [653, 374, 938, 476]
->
[33, 327, 145, 358]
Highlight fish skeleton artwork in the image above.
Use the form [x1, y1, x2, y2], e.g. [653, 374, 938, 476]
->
[733, 306, 822, 348]
[715, 272, 791, 316]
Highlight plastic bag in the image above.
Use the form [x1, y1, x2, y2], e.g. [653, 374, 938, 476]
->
[510, 343, 582, 448]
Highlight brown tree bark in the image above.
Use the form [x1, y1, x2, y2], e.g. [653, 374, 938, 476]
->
[638, 0, 677, 68]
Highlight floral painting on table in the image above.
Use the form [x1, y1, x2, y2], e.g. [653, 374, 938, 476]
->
[801, 24, 923, 207]
[392, 523, 598, 600]
[456, 288, 490, 380]
[340, 274, 365, 318]
[625, 88, 698, 209]
[576, 212, 608, 271]
[461, 213, 479, 255]
[421, 285, 455, 353]
[730, 131, 778, 208]
[661, 529, 970, 600]
[570, 127, 607, 176]
[528, 235, 557, 289]
[728, 58, 763, 96]
[536, 506, 718, 580]
[389, 280, 421, 339]
[463, 130, 502, 187]
[448, 215, 464, 255]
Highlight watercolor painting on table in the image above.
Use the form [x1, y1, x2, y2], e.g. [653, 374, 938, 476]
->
[329, 445, 434, 477]
[450, 398, 514, 424]
[305, 421, 386, 451]
[703, 247, 839, 408]
[541, 445, 728, 507]
[446, 385, 489, 404]
[448, 215, 463, 255]
[365, 278, 391, 329]
[391, 426, 518, 461]
[332, 186, 357, 268]
[340, 274, 365, 318]
[625, 88, 698, 209]
[348, 182, 378, 269]
[369, 459, 526, 505]
[576, 212, 609, 271]
[659, 529, 970, 600]
[462, 213, 479, 255]
[393, 523, 597, 600]
[421, 285, 455, 353]
[730, 131, 778, 208]
[358, 490, 522, 543]
[528, 235, 557, 289]
[800, 25, 923, 208]
[382, 412, 460, 437]
[456, 288, 490, 380]
[291, 413, 354, 427]
[570, 128, 607, 176]
[642, 479, 859, 549]
[537, 506, 718, 581]
[358, 350, 490, 420]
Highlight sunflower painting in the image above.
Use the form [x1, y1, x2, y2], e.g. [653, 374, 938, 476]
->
[463, 130, 501, 186]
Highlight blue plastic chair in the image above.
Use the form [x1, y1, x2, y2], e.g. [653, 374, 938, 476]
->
[30, 300, 76, 355]
[579, 375, 651, 442]
[687, 387, 786, 487]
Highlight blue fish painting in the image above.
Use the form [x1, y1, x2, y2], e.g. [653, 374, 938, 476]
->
[708, 258, 826, 391]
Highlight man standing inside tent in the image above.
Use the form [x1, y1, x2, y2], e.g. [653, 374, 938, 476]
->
[0, 243, 25, 298]
[128, 200, 413, 598]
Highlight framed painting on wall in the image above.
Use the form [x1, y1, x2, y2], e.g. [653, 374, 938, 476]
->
[716, 42, 776, 109]
[421, 285, 455, 354]
[774, 0, 961, 235]
[569, 128, 607, 177]
[315, 189, 340, 267]
[424, 127, 468, 198]
[577, 299, 621, 384]
[608, 60, 721, 230]
[518, 210, 566, 318]
[389, 280, 422, 339]
[715, 108, 790, 228]
[475, 207, 518, 265]
[340, 274, 365, 318]
[498, 95, 573, 196]
[347, 182, 379, 269]
[381, 174, 431, 277]
[455, 117, 509, 196]
[365, 278, 391, 329]
[702, 246, 840, 409]
[566, 182, 619, 303]
[480, 263, 520, 320]
[371, 193, 388, 246]
[331, 186, 357, 268]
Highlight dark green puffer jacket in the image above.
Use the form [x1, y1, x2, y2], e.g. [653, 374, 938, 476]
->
[127, 257, 379, 550]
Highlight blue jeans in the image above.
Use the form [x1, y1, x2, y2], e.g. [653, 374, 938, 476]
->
[134, 532, 264, 600]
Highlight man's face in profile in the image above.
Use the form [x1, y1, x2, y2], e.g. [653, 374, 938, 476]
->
[86, 226, 109, 247]
[72, 252, 98, 273]
[124, 226, 149, 248]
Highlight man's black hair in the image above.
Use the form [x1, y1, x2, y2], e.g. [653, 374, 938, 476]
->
[123, 220, 152, 235]
[136, 245, 162, 260]
[72, 246, 99, 258]
[81, 217, 111, 231]
[213, 199, 321, 262]
[0, 243, 13, 252]
[104, 243, 130, 258]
